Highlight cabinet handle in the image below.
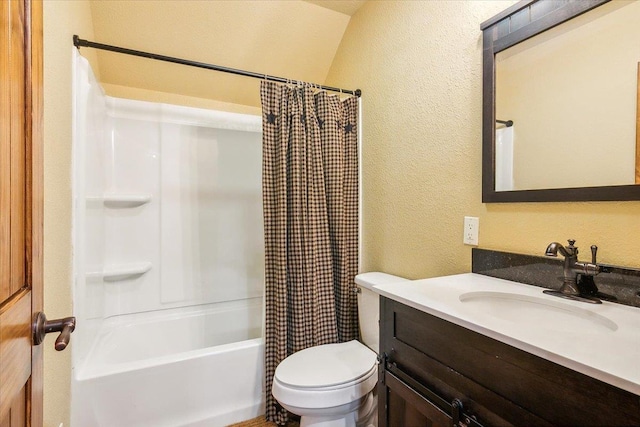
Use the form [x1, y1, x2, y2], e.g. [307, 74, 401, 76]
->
[452, 399, 479, 427]
[452, 399, 464, 426]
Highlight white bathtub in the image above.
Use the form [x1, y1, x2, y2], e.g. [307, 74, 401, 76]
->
[72, 298, 265, 427]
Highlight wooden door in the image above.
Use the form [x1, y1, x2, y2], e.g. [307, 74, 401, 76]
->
[0, 0, 44, 425]
[636, 62, 639, 184]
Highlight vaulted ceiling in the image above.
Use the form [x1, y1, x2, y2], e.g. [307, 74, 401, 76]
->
[87, 1, 366, 107]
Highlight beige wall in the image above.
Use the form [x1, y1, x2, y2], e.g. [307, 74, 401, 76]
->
[325, 0, 640, 278]
[43, 1, 99, 426]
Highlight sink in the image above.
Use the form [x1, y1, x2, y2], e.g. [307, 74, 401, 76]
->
[459, 291, 618, 333]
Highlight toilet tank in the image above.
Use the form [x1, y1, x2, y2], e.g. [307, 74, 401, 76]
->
[355, 272, 408, 353]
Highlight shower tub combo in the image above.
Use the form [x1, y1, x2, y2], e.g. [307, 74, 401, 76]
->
[72, 53, 265, 426]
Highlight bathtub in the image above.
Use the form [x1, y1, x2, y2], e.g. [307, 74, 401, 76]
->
[72, 298, 265, 427]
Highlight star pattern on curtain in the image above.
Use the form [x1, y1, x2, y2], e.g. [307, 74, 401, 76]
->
[344, 122, 354, 134]
[266, 111, 277, 124]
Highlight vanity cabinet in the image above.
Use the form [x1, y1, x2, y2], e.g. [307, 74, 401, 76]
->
[378, 296, 640, 426]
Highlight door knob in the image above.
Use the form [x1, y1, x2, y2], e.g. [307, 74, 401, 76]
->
[32, 312, 76, 351]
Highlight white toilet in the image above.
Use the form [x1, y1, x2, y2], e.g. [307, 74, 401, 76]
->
[272, 272, 408, 427]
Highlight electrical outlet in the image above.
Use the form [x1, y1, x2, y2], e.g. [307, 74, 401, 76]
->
[463, 216, 479, 246]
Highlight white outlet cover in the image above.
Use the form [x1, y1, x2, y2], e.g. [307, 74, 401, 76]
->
[463, 216, 479, 246]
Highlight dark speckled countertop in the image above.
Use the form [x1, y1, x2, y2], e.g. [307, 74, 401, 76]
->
[472, 248, 640, 308]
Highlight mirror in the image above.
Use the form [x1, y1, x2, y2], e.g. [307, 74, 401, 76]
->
[481, 0, 640, 202]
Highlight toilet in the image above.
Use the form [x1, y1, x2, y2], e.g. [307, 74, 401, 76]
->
[272, 272, 408, 427]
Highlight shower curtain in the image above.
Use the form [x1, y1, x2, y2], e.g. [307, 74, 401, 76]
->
[261, 81, 359, 424]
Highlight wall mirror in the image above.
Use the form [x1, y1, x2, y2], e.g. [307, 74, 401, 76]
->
[481, 0, 640, 202]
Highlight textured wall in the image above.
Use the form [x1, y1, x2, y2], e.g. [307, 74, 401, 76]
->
[43, 1, 98, 426]
[325, 0, 640, 278]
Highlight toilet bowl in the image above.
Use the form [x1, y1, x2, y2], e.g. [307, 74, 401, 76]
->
[272, 272, 408, 427]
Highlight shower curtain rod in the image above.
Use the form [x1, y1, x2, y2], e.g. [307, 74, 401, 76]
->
[496, 119, 513, 127]
[73, 35, 362, 97]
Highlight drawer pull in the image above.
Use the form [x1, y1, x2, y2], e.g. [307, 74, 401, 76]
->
[452, 398, 476, 427]
[452, 398, 465, 426]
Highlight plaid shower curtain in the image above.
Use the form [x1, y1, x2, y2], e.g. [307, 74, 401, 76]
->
[260, 81, 359, 424]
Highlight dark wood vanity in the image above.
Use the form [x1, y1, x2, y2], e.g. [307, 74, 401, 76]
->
[378, 296, 640, 426]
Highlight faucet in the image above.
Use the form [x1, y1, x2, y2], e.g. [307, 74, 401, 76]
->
[543, 239, 603, 303]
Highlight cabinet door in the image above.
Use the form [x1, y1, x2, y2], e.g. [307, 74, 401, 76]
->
[383, 370, 453, 427]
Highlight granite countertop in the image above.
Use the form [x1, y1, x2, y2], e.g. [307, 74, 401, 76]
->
[473, 248, 640, 308]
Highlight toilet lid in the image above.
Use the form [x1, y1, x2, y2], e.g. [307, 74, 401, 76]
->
[275, 340, 377, 388]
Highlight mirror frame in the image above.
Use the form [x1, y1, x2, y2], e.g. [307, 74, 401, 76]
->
[481, 0, 640, 202]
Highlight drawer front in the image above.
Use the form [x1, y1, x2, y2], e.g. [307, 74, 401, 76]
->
[385, 337, 548, 426]
[380, 297, 640, 426]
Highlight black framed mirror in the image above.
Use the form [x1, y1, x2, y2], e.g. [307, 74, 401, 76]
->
[481, 0, 640, 202]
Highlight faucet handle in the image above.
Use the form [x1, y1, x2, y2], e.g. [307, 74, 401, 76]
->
[567, 239, 576, 247]
[591, 245, 597, 264]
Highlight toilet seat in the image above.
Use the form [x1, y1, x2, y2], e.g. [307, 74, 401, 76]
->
[275, 340, 377, 388]
[272, 340, 378, 409]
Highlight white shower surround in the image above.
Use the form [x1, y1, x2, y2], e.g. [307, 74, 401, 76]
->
[72, 52, 265, 426]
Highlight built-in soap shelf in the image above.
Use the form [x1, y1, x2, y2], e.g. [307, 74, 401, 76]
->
[86, 262, 152, 282]
[86, 194, 152, 208]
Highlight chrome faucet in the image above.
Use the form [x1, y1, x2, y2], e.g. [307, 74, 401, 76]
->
[543, 239, 603, 304]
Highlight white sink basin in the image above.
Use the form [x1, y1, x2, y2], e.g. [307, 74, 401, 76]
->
[459, 291, 618, 332]
[372, 273, 640, 395]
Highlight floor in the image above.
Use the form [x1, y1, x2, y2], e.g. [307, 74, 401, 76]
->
[229, 416, 299, 427]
